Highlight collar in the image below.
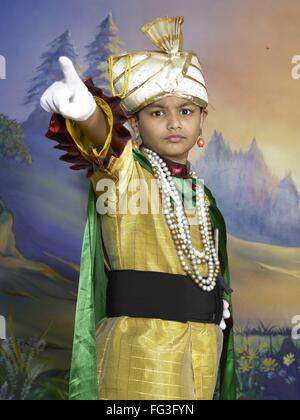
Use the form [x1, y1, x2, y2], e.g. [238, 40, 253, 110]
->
[160, 155, 191, 178]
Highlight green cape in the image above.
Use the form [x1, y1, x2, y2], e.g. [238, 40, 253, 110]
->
[69, 147, 236, 400]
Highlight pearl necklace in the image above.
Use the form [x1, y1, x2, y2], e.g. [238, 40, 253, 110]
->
[141, 146, 220, 292]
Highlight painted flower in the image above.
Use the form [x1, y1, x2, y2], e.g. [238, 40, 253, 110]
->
[283, 353, 295, 367]
[260, 358, 278, 373]
[259, 342, 269, 353]
[247, 349, 258, 362]
[239, 356, 253, 373]
[236, 345, 249, 355]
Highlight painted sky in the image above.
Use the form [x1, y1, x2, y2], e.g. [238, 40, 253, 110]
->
[0, 0, 300, 187]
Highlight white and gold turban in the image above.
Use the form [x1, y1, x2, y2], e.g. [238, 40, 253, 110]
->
[107, 16, 208, 116]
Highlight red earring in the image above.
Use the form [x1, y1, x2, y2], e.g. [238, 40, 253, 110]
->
[196, 128, 205, 148]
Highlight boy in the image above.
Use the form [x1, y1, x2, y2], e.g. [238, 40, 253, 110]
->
[41, 16, 235, 400]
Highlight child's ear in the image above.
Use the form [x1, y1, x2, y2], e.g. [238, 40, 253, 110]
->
[200, 108, 208, 126]
[202, 108, 208, 119]
[127, 115, 139, 133]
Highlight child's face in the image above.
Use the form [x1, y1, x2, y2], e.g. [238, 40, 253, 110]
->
[128, 95, 207, 164]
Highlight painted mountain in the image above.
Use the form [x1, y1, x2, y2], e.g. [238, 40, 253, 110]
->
[195, 131, 300, 246]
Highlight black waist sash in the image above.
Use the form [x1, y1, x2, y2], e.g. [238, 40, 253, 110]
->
[106, 269, 225, 325]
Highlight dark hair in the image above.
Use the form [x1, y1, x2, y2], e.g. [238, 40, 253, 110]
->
[134, 112, 140, 121]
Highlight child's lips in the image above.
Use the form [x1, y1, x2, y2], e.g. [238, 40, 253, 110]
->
[164, 135, 185, 142]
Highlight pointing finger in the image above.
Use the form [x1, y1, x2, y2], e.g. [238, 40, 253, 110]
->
[59, 56, 81, 88]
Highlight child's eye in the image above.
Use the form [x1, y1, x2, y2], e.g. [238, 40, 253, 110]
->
[181, 108, 193, 115]
[151, 109, 193, 117]
[151, 111, 164, 117]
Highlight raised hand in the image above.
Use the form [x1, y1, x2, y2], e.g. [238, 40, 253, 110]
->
[40, 56, 96, 122]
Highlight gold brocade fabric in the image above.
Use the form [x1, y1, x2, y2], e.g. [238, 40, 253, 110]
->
[66, 98, 223, 400]
[96, 317, 223, 400]
[90, 139, 210, 277]
[107, 16, 209, 115]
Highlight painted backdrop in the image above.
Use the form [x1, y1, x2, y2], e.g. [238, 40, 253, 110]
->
[0, 0, 300, 400]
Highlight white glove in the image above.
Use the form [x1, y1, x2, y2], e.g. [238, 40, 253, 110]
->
[219, 300, 231, 331]
[40, 56, 97, 122]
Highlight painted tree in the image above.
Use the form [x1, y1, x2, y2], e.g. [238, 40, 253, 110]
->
[84, 10, 124, 93]
[0, 114, 31, 164]
[24, 30, 82, 107]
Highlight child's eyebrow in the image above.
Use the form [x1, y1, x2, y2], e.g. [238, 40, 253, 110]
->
[147, 102, 195, 109]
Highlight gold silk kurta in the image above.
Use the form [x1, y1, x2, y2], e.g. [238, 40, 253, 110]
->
[66, 97, 224, 400]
